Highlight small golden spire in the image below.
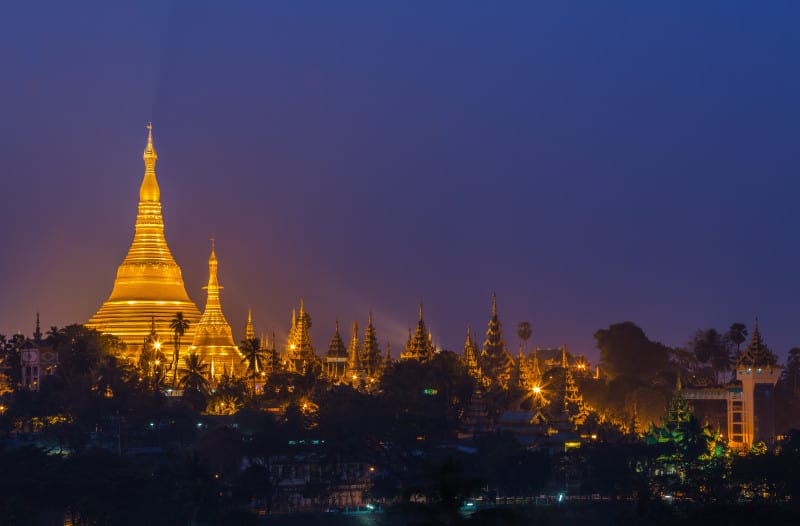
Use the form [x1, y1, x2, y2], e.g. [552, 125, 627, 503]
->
[244, 306, 255, 341]
[419, 301, 424, 321]
[492, 291, 497, 317]
[204, 238, 220, 289]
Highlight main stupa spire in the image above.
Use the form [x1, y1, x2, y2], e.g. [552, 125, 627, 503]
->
[87, 125, 201, 357]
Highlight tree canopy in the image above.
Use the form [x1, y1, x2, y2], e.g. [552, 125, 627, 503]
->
[594, 322, 671, 381]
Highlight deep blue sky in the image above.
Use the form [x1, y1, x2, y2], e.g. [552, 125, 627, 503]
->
[2, 2, 800, 362]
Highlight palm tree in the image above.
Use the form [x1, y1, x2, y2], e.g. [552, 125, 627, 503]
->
[727, 322, 748, 357]
[240, 338, 267, 398]
[517, 321, 532, 354]
[169, 312, 191, 388]
[179, 352, 210, 396]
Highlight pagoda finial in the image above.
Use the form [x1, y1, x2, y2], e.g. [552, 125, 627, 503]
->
[204, 238, 219, 289]
[300, 297, 305, 314]
[143, 122, 158, 169]
[368, 310, 373, 325]
[419, 301, 424, 321]
[561, 345, 568, 368]
[676, 375, 682, 391]
[492, 291, 497, 317]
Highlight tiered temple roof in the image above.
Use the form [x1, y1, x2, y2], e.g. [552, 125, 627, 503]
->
[326, 321, 348, 381]
[737, 318, 778, 368]
[480, 292, 514, 387]
[361, 312, 382, 376]
[402, 303, 436, 362]
[285, 299, 316, 373]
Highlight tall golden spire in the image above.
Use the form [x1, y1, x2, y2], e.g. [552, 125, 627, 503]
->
[189, 239, 241, 372]
[87, 125, 201, 356]
[244, 306, 255, 341]
[140, 122, 160, 201]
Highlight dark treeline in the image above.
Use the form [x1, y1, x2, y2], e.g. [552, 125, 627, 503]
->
[2, 324, 800, 525]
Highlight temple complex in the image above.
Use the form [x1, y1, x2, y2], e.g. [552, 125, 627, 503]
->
[87, 126, 201, 358]
[188, 239, 242, 375]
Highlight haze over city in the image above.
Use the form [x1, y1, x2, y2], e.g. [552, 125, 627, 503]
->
[3, 2, 800, 360]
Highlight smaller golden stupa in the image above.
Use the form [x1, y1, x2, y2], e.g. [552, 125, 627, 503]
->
[188, 239, 242, 376]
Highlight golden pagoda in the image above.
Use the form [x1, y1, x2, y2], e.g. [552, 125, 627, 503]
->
[188, 239, 242, 375]
[87, 125, 201, 358]
[243, 307, 255, 341]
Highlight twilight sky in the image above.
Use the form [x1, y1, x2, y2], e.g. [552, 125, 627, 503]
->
[2, 2, 800, 362]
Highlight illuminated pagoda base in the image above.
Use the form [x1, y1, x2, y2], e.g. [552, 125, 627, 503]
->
[87, 125, 201, 359]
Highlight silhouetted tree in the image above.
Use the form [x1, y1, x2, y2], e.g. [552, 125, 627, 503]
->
[517, 321, 532, 354]
[169, 312, 190, 389]
[240, 338, 267, 399]
[782, 348, 800, 395]
[595, 322, 670, 381]
[728, 322, 748, 356]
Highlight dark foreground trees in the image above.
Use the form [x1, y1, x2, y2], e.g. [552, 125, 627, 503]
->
[0, 447, 240, 526]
